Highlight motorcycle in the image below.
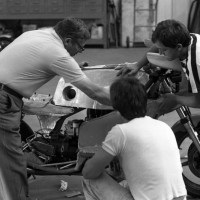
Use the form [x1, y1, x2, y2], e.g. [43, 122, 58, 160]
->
[21, 68, 127, 178]
[20, 60, 200, 197]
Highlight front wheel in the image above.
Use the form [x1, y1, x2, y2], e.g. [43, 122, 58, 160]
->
[175, 131, 200, 197]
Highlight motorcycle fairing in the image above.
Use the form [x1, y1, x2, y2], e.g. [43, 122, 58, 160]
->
[53, 67, 148, 110]
[78, 111, 126, 152]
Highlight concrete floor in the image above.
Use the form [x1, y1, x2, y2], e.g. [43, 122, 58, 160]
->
[26, 47, 200, 200]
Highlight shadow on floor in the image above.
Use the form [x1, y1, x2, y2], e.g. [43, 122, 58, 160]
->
[29, 175, 84, 200]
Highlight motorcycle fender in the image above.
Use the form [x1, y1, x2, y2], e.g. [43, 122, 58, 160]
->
[171, 114, 200, 133]
[78, 111, 126, 149]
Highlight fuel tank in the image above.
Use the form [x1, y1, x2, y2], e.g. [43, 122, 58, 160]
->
[53, 67, 148, 110]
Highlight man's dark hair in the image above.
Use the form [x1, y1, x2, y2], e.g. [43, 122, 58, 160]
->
[110, 77, 147, 120]
[152, 19, 191, 48]
[54, 17, 90, 40]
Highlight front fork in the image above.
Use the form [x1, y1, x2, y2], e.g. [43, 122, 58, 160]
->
[176, 106, 200, 153]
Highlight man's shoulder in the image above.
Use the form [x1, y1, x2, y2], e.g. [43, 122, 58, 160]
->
[190, 33, 200, 45]
[122, 116, 170, 132]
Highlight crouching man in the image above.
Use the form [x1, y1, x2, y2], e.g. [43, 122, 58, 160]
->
[81, 76, 187, 200]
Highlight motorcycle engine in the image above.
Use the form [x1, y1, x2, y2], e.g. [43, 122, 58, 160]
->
[30, 129, 78, 163]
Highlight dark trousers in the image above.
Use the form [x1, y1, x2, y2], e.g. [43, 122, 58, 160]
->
[0, 90, 28, 200]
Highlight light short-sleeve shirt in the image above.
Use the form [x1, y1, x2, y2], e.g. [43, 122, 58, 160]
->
[102, 116, 187, 200]
[0, 28, 86, 97]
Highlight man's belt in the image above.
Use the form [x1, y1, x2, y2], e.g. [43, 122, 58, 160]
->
[0, 83, 23, 99]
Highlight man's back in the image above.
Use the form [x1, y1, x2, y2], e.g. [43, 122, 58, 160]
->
[103, 116, 186, 199]
[0, 28, 83, 97]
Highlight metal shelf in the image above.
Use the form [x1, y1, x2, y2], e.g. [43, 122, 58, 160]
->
[0, 0, 108, 48]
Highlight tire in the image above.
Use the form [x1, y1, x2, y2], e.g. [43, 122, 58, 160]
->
[175, 130, 200, 197]
[20, 120, 34, 142]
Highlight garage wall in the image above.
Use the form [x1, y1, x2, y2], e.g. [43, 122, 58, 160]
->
[121, 0, 192, 47]
[157, 0, 192, 25]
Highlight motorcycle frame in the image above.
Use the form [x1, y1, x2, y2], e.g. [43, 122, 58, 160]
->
[24, 67, 200, 177]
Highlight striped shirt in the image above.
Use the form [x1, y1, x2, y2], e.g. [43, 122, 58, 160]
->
[183, 33, 200, 93]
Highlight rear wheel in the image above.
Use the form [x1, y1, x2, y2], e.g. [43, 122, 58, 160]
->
[175, 131, 200, 197]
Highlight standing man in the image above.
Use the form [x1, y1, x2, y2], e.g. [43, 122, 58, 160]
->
[0, 17, 110, 200]
[82, 76, 187, 200]
[117, 19, 200, 112]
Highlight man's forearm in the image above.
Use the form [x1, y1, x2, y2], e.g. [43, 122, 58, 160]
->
[89, 86, 111, 106]
[176, 93, 200, 108]
[97, 88, 111, 106]
[82, 158, 106, 179]
[72, 78, 111, 106]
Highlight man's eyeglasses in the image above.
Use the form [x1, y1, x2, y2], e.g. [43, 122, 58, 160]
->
[72, 38, 85, 52]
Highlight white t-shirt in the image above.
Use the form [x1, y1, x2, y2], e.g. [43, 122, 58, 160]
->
[0, 28, 86, 97]
[102, 116, 187, 200]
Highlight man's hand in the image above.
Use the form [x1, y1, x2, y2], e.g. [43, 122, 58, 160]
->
[115, 62, 140, 77]
[79, 61, 89, 68]
[75, 151, 94, 171]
